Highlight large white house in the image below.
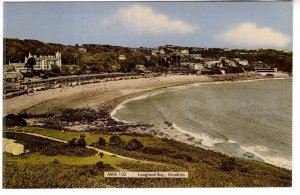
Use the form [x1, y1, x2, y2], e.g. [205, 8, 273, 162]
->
[25, 52, 62, 70]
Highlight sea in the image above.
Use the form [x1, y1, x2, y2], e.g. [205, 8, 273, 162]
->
[112, 79, 292, 170]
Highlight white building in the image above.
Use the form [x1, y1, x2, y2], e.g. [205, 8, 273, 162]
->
[233, 58, 241, 63]
[151, 50, 159, 56]
[219, 57, 226, 61]
[205, 60, 222, 68]
[135, 64, 146, 70]
[239, 59, 249, 66]
[25, 52, 62, 71]
[181, 49, 189, 55]
[181, 62, 203, 70]
[118, 55, 127, 61]
[224, 59, 237, 67]
[190, 54, 203, 60]
[3, 138, 24, 155]
[78, 47, 87, 52]
[4, 72, 24, 82]
[159, 49, 166, 55]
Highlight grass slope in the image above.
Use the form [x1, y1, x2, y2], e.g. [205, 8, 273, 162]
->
[3, 127, 292, 188]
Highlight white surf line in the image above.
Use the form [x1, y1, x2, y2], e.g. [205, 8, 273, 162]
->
[4, 131, 155, 164]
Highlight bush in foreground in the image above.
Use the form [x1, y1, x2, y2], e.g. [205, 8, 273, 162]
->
[109, 135, 125, 148]
[97, 137, 106, 146]
[3, 114, 27, 126]
[126, 138, 143, 151]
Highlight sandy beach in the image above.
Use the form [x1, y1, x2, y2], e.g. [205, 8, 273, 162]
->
[4, 75, 214, 116]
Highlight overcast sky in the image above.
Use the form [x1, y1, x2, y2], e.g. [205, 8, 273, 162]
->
[3, 1, 293, 49]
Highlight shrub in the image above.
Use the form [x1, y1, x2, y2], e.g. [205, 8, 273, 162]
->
[98, 137, 106, 146]
[41, 144, 95, 157]
[109, 135, 124, 148]
[186, 156, 193, 162]
[171, 153, 193, 162]
[68, 138, 77, 147]
[142, 147, 164, 155]
[237, 164, 250, 173]
[220, 158, 237, 172]
[126, 138, 143, 151]
[52, 159, 60, 164]
[96, 161, 105, 168]
[77, 138, 86, 148]
[3, 114, 27, 126]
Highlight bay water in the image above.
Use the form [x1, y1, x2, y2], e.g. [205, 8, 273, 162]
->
[112, 79, 292, 169]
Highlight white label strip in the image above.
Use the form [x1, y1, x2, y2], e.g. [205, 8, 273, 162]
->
[104, 172, 188, 178]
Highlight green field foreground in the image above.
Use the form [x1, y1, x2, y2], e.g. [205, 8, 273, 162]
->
[3, 126, 292, 188]
[9, 126, 163, 146]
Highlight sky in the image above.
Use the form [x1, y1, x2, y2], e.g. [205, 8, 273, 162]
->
[3, 1, 293, 49]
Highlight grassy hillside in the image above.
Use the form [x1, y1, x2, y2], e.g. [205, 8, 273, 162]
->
[3, 127, 292, 188]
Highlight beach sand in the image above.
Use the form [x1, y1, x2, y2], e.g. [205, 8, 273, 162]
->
[4, 75, 214, 116]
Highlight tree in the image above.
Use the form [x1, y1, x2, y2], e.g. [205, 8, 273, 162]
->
[98, 152, 104, 158]
[126, 138, 143, 151]
[98, 137, 106, 146]
[3, 114, 27, 126]
[109, 135, 124, 148]
[51, 64, 61, 73]
[220, 158, 236, 172]
[77, 135, 86, 148]
[68, 138, 77, 147]
[96, 161, 105, 168]
[61, 65, 71, 75]
[26, 57, 36, 74]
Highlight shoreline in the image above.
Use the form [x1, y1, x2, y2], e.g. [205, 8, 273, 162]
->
[3, 73, 292, 170]
[109, 75, 292, 170]
[4, 72, 290, 116]
[110, 74, 291, 119]
[4, 74, 214, 116]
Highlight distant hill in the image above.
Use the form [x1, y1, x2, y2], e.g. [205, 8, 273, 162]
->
[3, 38, 292, 73]
[3, 38, 149, 73]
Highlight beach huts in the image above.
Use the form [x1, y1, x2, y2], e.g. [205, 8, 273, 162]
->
[3, 138, 25, 155]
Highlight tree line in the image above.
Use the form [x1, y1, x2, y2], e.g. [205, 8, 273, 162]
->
[4, 38, 293, 73]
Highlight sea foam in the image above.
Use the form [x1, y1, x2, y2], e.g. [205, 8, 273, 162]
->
[240, 145, 292, 170]
[172, 123, 224, 148]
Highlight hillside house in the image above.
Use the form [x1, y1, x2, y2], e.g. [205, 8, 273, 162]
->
[204, 61, 222, 68]
[151, 50, 159, 56]
[118, 55, 127, 61]
[190, 54, 203, 60]
[181, 49, 189, 55]
[135, 65, 147, 72]
[238, 59, 249, 66]
[4, 72, 24, 82]
[181, 62, 204, 70]
[78, 47, 87, 52]
[159, 49, 166, 55]
[219, 57, 226, 61]
[25, 52, 62, 71]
